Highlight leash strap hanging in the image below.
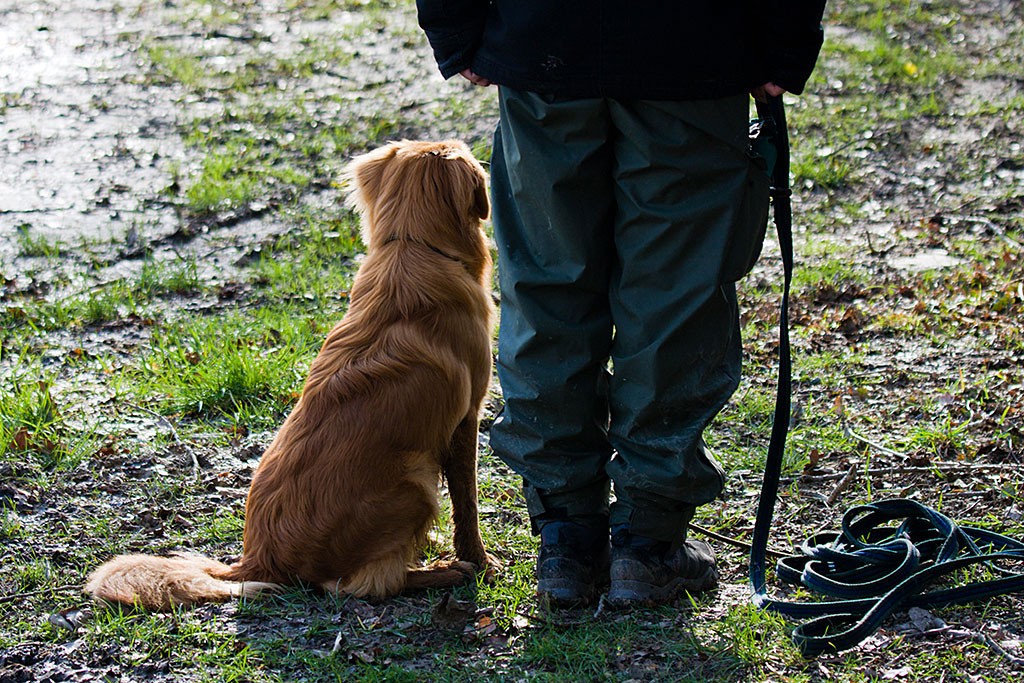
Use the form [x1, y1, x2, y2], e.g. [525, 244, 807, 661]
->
[747, 95, 1024, 658]
[747, 95, 793, 611]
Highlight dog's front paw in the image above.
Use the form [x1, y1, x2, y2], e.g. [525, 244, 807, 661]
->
[448, 558, 505, 585]
[452, 545, 502, 584]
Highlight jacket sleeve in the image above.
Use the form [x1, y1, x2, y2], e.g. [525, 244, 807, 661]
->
[759, 0, 828, 95]
[416, 0, 490, 79]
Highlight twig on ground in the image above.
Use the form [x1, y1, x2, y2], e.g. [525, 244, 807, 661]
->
[126, 403, 201, 480]
[689, 522, 788, 560]
[0, 585, 82, 604]
[793, 462, 1024, 482]
[148, 30, 269, 42]
[331, 629, 346, 654]
[825, 464, 859, 507]
[844, 424, 907, 460]
[955, 215, 1024, 251]
[949, 628, 1024, 666]
[592, 593, 608, 619]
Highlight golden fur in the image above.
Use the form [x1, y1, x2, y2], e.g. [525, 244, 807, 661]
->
[86, 140, 497, 610]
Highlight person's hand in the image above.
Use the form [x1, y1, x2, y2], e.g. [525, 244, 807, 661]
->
[460, 69, 492, 87]
[751, 82, 786, 102]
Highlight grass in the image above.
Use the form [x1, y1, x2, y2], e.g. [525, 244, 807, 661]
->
[138, 256, 202, 296]
[184, 145, 265, 214]
[249, 217, 362, 301]
[142, 21, 405, 219]
[122, 308, 316, 424]
[15, 225, 65, 259]
[0, 366, 91, 471]
[2, 0, 1024, 680]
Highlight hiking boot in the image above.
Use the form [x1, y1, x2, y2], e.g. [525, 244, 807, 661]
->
[536, 520, 611, 607]
[607, 528, 718, 606]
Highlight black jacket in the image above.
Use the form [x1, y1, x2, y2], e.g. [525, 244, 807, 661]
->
[417, 1, 827, 100]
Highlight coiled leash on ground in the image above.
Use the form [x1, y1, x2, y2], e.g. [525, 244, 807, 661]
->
[747, 95, 1024, 657]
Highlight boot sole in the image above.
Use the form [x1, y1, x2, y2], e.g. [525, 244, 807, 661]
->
[538, 576, 608, 607]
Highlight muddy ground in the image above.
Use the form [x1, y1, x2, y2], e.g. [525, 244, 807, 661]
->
[2, 0, 1024, 681]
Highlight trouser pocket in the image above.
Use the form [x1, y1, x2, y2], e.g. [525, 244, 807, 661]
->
[722, 151, 771, 282]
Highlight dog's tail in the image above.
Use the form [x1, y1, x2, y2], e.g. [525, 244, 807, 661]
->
[85, 552, 281, 611]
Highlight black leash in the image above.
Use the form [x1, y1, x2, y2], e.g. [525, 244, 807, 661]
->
[747, 95, 1024, 657]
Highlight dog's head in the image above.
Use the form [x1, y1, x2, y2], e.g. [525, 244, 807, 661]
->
[346, 140, 490, 264]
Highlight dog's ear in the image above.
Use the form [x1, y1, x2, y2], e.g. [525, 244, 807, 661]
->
[443, 144, 489, 221]
[471, 172, 489, 220]
[345, 143, 398, 216]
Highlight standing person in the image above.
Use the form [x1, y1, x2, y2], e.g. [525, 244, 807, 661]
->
[417, 1, 827, 607]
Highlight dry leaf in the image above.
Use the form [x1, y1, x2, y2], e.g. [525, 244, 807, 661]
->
[431, 592, 475, 630]
[9, 428, 57, 454]
[804, 448, 823, 472]
[882, 665, 912, 679]
[908, 606, 946, 633]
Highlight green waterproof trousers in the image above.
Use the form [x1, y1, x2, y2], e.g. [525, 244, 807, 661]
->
[489, 88, 768, 544]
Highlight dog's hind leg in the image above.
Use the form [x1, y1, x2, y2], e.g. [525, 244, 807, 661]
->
[324, 558, 474, 597]
[325, 546, 417, 599]
[404, 560, 477, 590]
[324, 558, 477, 598]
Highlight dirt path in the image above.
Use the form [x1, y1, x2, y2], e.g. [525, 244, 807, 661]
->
[1, 0, 185, 258]
[0, 0, 491, 276]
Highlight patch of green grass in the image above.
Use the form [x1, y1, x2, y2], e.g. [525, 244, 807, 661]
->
[897, 637, 998, 680]
[703, 603, 799, 670]
[250, 219, 361, 303]
[178, 103, 402, 217]
[0, 370, 90, 471]
[183, 508, 246, 545]
[902, 412, 972, 460]
[185, 144, 264, 215]
[129, 309, 319, 425]
[514, 623, 625, 678]
[794, 348, 863, 391]
[969, 91, 1024, 117]
[792, 146, 854, 190]
[0, 501, 24, 541]
[144, 43, 208, 90]
[138, 256, 202, 296]
[469, 139, 492, 165]
[144, 26, 404, 219]
[71, 282, 143, 326]
[791, 240, 869, 292]
[711, 383, 778, 473]
[323, 111, 404, 157]
[473, 557, 534, 633]
[817, 0, 969, 97]
[13, 556, 55, 592]
[15, 225, 65, 258]
[81, 607, 245, 676]
[4, 284, 144, 334]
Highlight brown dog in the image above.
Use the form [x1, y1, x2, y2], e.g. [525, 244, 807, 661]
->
[86, 140, 497, 610]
